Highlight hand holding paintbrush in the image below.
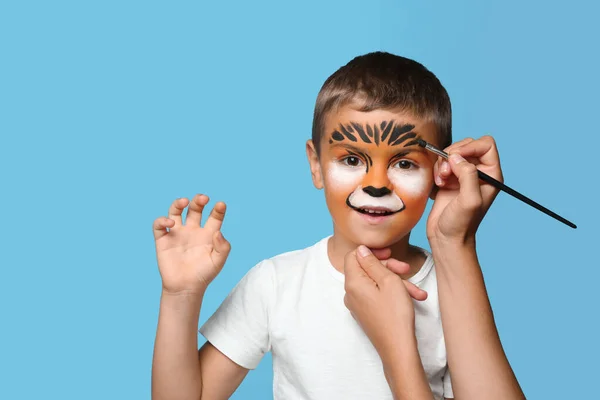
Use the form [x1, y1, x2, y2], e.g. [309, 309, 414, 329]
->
[419, 136, 576, 245]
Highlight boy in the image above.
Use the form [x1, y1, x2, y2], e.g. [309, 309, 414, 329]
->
[152, 52, 481, 399]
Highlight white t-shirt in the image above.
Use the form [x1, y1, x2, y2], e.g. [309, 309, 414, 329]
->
[199, 236, 453, 399]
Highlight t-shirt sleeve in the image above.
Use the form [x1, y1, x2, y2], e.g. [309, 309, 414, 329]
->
[199, 260, 274, 370]
[443, 367, 454, 398]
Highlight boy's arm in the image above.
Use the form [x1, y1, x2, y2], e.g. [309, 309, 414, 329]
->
[197, 342, 249, 399]
[151, 195, 252, 400]
[152, 291, 249, 400]
[427, 137, 525, 400]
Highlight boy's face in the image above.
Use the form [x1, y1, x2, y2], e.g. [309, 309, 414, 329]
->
[307, 106, 440, 249]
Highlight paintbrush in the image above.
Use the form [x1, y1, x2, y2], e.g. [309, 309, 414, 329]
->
[414, 139, 577, 229]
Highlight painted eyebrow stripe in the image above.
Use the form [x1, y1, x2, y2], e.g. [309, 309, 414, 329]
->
[380, 120, 394, 143]
[339, 125, 357, 142]
[330, 121, 418, 147]
[331, 131, 345, 141]
[387, 124, 415, 144]
[391, 132, 417, 146]
[351, 122, 371, 143]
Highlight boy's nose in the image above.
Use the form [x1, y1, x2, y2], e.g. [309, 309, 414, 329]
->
[362, 167, 392, 197]
[362, 186, 391, 197]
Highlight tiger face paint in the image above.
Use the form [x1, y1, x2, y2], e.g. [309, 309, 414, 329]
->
[312, 107, 441, 249]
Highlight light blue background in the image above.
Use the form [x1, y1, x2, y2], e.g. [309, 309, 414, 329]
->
[1, 1, 597, 399]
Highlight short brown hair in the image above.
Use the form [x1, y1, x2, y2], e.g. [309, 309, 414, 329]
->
[312, 52, 452, 154]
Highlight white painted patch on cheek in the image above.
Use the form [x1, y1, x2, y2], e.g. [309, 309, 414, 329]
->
[388, 168, 429, 196]
[326, 162, 364, 189]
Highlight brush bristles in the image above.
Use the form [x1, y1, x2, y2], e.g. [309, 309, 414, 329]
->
[415, 138, 427, 148]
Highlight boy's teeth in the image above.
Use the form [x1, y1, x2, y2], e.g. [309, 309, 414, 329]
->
[365, 209, 386, 214]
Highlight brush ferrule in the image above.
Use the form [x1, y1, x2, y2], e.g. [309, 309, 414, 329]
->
[425, 143, 449, 159]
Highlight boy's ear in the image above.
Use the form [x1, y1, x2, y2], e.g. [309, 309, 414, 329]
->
[306, 140, 324, 190]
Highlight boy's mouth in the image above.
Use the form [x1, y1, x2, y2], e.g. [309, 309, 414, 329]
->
[345, 198, 403, 216]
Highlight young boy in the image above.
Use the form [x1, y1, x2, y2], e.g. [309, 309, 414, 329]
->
[152, 52, 475, 399]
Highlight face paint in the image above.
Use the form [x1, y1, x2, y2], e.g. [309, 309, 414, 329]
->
[327, 124, 427, 212]
[329, 122, 428, 200]
[331, 121, 417, 147]
[326, 160, 364, 189]
[317, 107, 439, 249]
[388, 165, 429, 196]
[346, 186, 405, 213]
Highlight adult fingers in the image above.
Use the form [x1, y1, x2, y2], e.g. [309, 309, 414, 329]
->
[449, 154, 483, 212]
[439, 137, 476, 181]
[444, 137, 474, 154]
[384, 258, 411, 276]
[403, 281, 428, 301]
[356, 245, 395, 286]
[449, 135, 502, 181]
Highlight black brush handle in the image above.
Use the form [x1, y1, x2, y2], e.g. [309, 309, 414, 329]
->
[418, 139, 577, 229]
[477, 170, 577, 229]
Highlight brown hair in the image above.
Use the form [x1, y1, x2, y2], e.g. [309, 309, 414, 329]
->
[312, 51, 452, 154]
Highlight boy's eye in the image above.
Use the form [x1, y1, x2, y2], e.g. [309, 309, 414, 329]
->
[394, 160, 416, 170]
[342, 156, 363, 167]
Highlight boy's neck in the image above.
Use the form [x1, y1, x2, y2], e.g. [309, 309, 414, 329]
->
[326, 233, 426, 280]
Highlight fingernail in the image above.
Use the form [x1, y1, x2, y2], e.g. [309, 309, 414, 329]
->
[435, 174, 442, 186]
[450, 153, 465, 164]
[441, 161, 450, 173]
[357, 245, 371, 257]
[217, 231, 224, 240]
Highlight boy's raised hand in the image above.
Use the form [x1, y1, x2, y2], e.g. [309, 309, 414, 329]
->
[343, 246, 427, 354]
[153, 194, 231, 295]
[427, 135, 503, 243]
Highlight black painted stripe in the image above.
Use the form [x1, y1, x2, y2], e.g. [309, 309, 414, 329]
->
[331, 131, 345, 141]
[351, 122, 371, 143]
[339, 125, 357, 142]
[391, 132, 417, 146]
[387, 124, 415, 144]
[380, 120, 394, 142]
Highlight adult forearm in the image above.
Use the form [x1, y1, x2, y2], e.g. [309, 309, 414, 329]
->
[380, 329, 434, 400]
[430, 240, 524, 400]
[152, 290, 205, 400]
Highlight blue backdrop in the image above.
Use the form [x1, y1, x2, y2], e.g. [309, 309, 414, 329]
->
[1, 1, 597, 398]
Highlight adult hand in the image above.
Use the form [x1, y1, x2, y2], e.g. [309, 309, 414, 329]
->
[344, 245, 427, 354]
[427, 136, 503, 244]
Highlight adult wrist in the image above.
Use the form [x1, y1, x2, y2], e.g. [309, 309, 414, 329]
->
[380, 332, 433, 400]
[378, 327, 419, 366]
[427, 231, 476, 249]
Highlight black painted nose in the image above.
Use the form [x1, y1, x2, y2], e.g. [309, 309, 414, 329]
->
[362, 186, 391, 197]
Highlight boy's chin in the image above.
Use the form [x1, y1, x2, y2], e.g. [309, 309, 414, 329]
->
[349, 232, 407, 250]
